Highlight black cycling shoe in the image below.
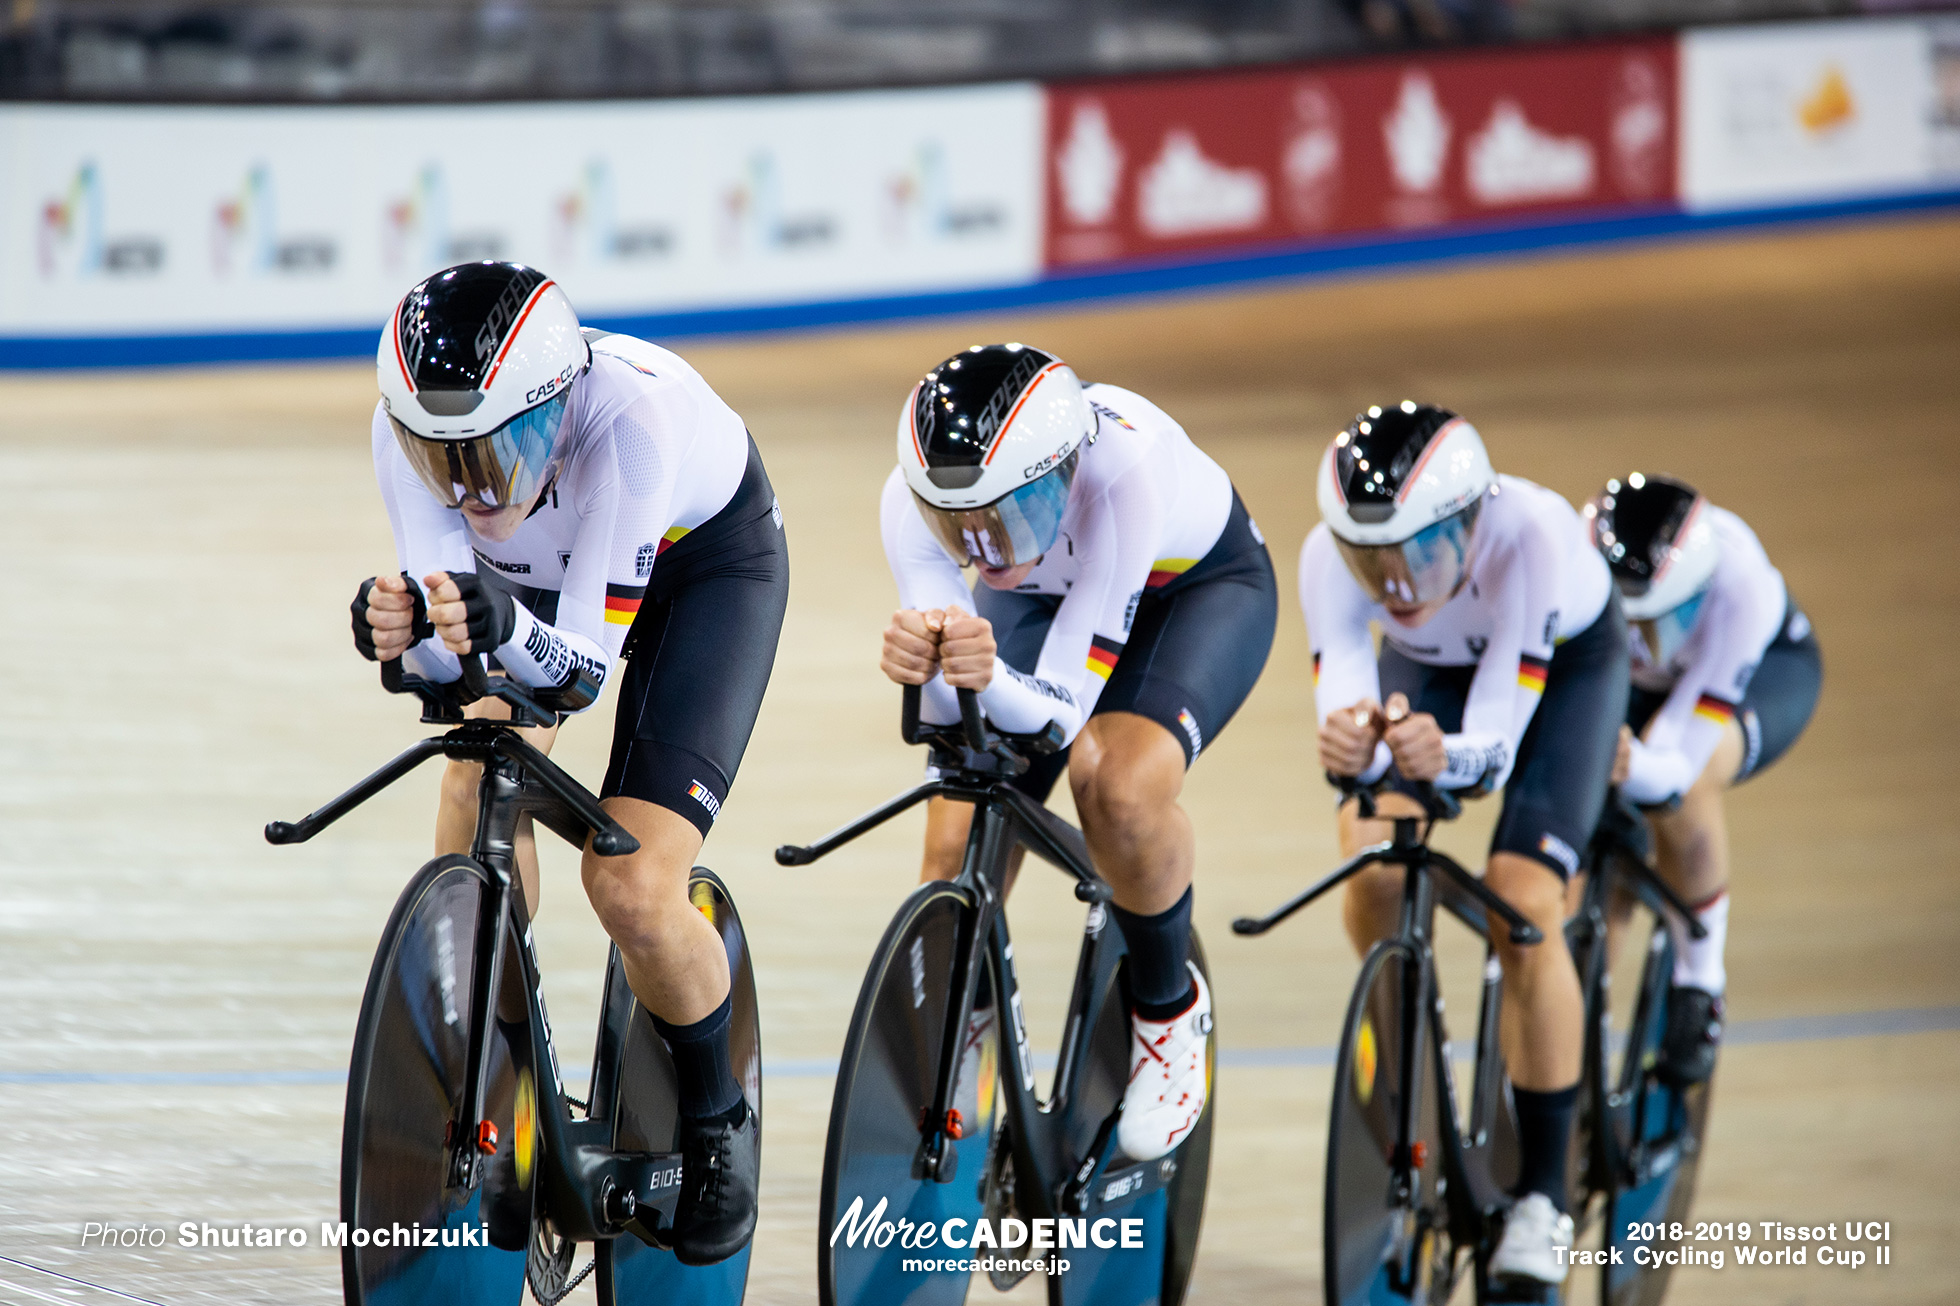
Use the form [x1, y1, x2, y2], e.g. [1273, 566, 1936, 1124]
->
[1659, 986, 1724, 1085]
[668, 1100, 759, 1266]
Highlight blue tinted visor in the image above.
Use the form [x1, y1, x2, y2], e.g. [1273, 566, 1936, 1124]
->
[915, 452, 1078, 570]
[1633, 588, 1707, 668]
[391, 389, 571, 509]
[1334, 498, 1482, 607]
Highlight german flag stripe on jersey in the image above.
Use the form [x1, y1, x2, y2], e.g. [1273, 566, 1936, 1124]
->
[1517, 654, 1550, 694]
[1086, 634, 1123, 681]
[1146, 557, 1199, 589]
[604, 581, 647, 626]
[1694, 692, 1738, 725]
[655, 525, 691, 556]
[1312, 652, 1322, 686]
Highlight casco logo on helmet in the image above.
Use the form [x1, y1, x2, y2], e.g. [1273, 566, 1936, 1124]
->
[1024, 443, 1074, 480]
[527, 360, 580, 407]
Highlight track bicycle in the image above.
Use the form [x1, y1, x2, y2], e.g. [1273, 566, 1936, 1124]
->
[1233, 777, 1548, 1306]
[267, 657, 761, 1306]
[778, 685, 1213, 1306]
[1563, 797, 1714, 1306]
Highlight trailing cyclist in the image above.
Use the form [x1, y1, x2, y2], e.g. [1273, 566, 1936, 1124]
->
[877, 343, 1277, 1163]
[1302, 402, 1626, 1290]
[350, 261, 787, 1265]
[1586, 473, 1821, 1083]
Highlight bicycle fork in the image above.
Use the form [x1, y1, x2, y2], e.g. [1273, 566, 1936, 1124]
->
[446, 754, 528, 1193]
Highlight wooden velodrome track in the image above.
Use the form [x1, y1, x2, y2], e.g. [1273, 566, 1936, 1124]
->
[2, 214, 1956, 1306]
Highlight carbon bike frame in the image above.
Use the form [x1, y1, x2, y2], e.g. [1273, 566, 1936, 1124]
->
[266, 659, 691, 1249]
[1232, 783, 1546, 1282]
[777, 686, 1179, 1219]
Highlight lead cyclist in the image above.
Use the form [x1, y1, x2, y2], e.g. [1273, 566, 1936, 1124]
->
[876, 344, 1278, 1165]
[350, 261, 788, 1265]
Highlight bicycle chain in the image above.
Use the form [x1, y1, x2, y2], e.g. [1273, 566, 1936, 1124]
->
[532, 1254, 594, 1306]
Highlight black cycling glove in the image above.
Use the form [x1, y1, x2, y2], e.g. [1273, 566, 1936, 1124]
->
[446, 571, 518, 655]
[351, 573, 434, 661]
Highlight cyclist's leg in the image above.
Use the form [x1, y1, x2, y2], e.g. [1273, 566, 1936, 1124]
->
[1486, 599, 1625, 1282]
[1074, 519, 1276, 999]
[1646, 610, 1819, 1075]
[590, 461, 786, 1035]
[1074, 516, 1276, 1161]
[435, 695, 560, 917]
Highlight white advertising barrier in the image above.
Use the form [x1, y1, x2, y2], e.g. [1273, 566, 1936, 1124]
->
[0, 84, 1044, 339]
[1679, 17, 1944, 211]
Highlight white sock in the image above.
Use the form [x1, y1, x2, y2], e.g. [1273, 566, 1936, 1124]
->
[1668, 891, 1729, 995]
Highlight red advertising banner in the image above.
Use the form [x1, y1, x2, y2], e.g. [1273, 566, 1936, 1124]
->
[1044, 37, 1678, 269]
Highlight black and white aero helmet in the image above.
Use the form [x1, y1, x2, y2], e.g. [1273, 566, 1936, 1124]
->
[1586, 473, 1721, 665]
[1316, 401, 1495, 606]
[378, 261, 589, 510]
[897, 343, 1097, 569]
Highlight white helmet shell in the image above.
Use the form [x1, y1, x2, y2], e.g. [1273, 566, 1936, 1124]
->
[897, 344, 1096, 512]
[1588, 475, 1722, 621]
[377, 262, 588, 440]
[1317, 405, 1495, 546]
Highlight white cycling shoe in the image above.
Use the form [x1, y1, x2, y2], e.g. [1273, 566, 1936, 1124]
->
[1490, 1192, 1574, 1285]
[1115, 963, 1211, 1162]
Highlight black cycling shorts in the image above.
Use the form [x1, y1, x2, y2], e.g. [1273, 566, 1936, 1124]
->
[1627, 601, 1821, 785]
[599, 437, 789, 835]
[1378, 598, 1629, 879]
[975, 490, 1278, 803]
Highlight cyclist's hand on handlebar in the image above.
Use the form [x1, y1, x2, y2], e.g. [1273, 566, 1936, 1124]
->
[355, 573, 421, 663]
[1611, 724, 1633, 787]
[1382, 692, 1446, 781]
[881, 608, 945, 685]
[424, 570, 517, 656]
[939, 605, 997, 691]
[1319, 698, 1384, 776]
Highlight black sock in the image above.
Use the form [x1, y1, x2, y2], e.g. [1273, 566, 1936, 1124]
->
[651, 993, 744, 1122]
[1113, 887, 1196, 1019]
[1511, 1083, 1579, 1212]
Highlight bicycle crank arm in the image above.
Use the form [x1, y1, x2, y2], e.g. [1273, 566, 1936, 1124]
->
[598, 1152, 687, 1249]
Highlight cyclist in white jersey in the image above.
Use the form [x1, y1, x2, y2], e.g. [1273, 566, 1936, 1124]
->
[1302, 402, 1627, 1288]
[879, 344, 1278, 1164]
[1586, 474, 1821, 1083]
[351, 261, 787, 1265]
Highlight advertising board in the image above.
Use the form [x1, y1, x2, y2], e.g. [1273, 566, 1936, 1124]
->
[1, 84, 1045, 339]
[1044, 38, 1678, 270]
[1678, 18, 1939, 211]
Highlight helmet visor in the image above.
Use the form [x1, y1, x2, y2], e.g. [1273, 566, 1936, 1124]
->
[391, 390, 571, 509]
[1632, 588, 1707, 668]
[1334, 498, 1482, 607]
[915, 453, 1077, 569]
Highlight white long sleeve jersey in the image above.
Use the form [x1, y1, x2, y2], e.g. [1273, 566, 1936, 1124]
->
[374, 333, 750, 708]
[881, 383, 1234, 744]
[1620, 505, 1790, 804]
[1301, 475, 1612, 792]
